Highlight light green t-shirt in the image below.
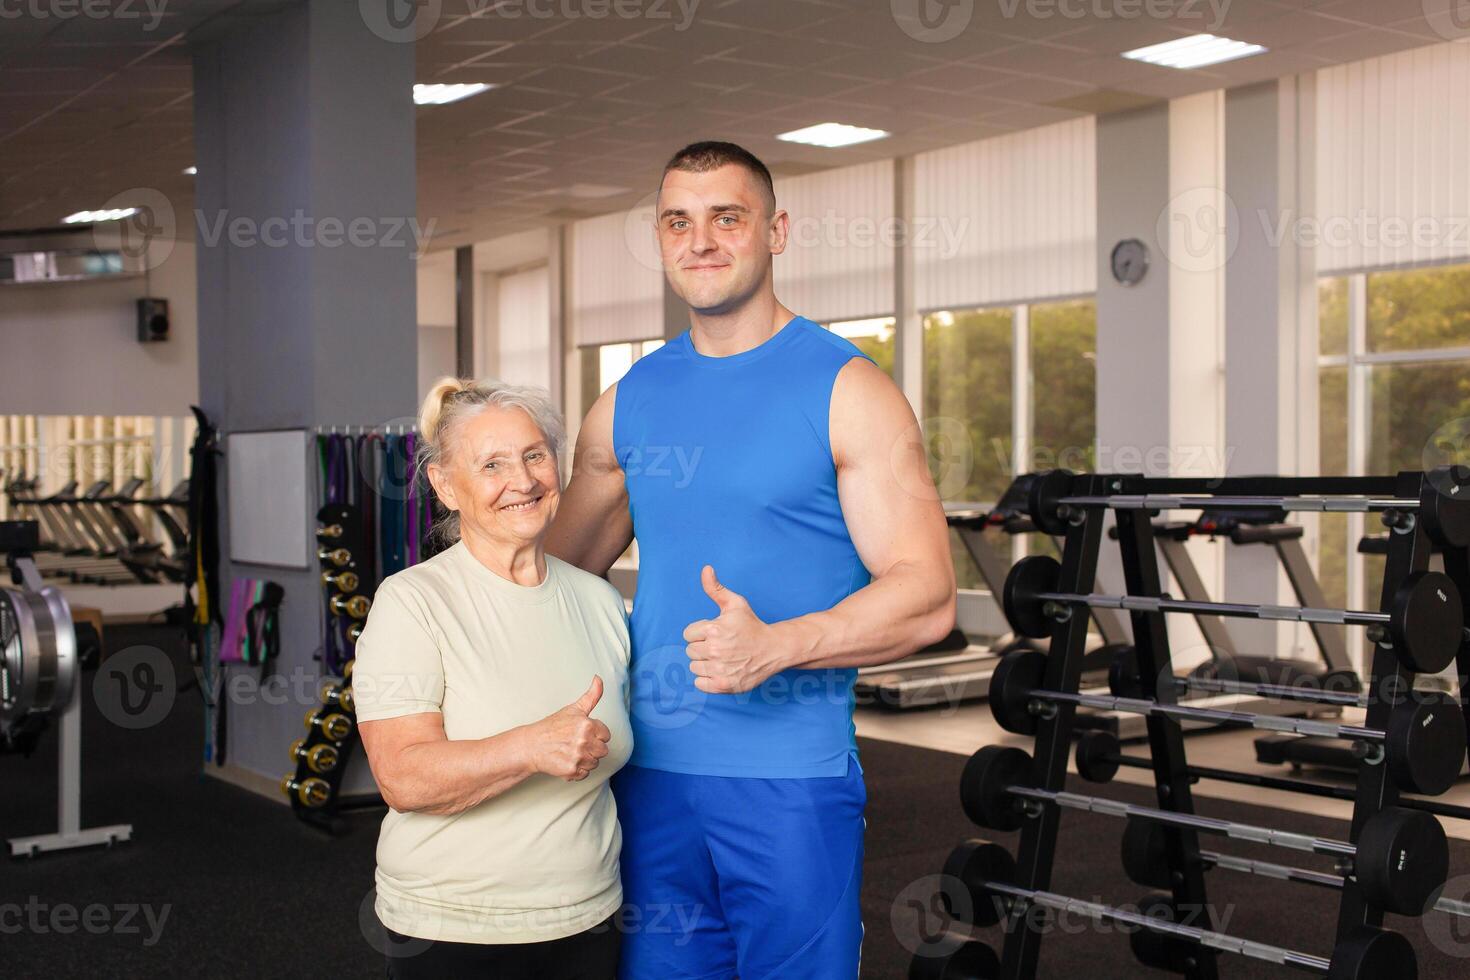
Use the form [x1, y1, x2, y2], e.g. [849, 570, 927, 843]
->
[352, 542, 633, 945]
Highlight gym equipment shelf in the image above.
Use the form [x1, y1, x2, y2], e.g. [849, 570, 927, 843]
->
[909, 468, 1470, 980]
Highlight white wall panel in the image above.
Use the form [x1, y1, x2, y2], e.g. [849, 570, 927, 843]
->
[913, 117, 1096, 310]
[570, 209, 664, 346]
[773, 160, 895, 323]
[498, 265, 551, 390]
[1318, 42, 1470, 274]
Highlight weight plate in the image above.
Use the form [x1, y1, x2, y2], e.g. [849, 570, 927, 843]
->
[942, 839, 1016, 927]
[988, 648, 1046, 736]
[1386, 692, 1467, 797]
[1120, 818, 1172, 889]
[1074, 731, 1122, 785]
[1026, 469, 1075, 537]
[1107, 645, 1143, 699]
[1002, 556, 1062, 640]
[1354, 807, 1448, 916]
[1129, 893, 1196, 973]
[1390, 571, 1462, 675]
[960, 746, 1031, 833]
[1423, 466, 1470, 549]
[1327, 926, 1416, 980]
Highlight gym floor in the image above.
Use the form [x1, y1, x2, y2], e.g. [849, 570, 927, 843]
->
[6, 625, 1470, 978]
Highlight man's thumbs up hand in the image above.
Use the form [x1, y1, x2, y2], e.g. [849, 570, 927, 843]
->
[683, 565, 787, 694]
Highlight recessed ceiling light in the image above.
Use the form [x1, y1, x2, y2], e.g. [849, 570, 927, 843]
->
[563, 183, 628, 199]
[1122, 34, 1266, 70]
[183, 166, 197, 175]
[62, 208, 138, 224]
[777, 122, 889, 148]
[414, 83, 493, 106]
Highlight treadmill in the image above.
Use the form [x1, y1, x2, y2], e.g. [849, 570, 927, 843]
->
[854, 477, 1130, 710]
[1077, 509, 1349, 741]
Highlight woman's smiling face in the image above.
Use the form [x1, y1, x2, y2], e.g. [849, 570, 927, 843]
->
[429, 404, 561, 551]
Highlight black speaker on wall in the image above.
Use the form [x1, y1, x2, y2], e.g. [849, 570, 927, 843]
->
[137, 297, 169, 343]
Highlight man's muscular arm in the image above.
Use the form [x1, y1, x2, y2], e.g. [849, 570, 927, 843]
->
[683, 359, 956, 693]
[544, 384, 633, 577]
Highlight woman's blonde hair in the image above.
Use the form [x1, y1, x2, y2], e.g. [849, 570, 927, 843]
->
[417, 377, 566, 542]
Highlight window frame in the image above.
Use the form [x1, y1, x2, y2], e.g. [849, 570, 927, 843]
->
[1316, 264, 1470, 669]
[922, 294, 1098, 638]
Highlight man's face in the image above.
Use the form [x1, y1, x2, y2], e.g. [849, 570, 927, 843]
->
[655, 164, 787, 315]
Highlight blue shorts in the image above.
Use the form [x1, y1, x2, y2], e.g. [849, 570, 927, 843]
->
[611, 758, 866, 980]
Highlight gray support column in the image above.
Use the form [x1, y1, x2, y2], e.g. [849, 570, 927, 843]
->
[455, 246, 474, 377]
[1096, 97, 1228, 668]
[1223, 78, 1316, 658]
[1096, 104, 1173, 467]
[193, 1, 417, 788]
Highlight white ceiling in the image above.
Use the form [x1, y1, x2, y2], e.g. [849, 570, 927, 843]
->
[0, 0, 1453, 250]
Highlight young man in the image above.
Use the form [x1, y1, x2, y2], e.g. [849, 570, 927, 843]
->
[546, 141, 955, 979]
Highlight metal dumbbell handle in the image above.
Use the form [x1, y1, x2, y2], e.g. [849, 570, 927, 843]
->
[1194, 849, 1470, 918]
[1032, 687, 1384, 743]
[1059, 494, 1418, 514]
[984, 879, 1332, 973]
[1037, 589, 1404, 631]
[1167, 674, 1367, 707]
[1007, 785, 1358, 859]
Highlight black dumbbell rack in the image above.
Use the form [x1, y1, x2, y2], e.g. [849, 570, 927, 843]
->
[940, 469, 1469, 979]
[283, 503, 381, 834]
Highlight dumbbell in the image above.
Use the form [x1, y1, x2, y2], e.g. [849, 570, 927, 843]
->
[289, 738, 340, 774]
[961, 745, 1448, 916]
[934, 837, 1414, 979]
[1025, 466, 1470, 552]
[347, 622, 364, 644]
[1119, 814, 1470, 919]
[1074, 730, 1470, 825]
[1002, 554, 1463, 674]
[280, 775, 331, 808]
[321, 569, 360, 592]
[330, 594, 371, 620]
[991, 647, 1466, 796]
[304, 709, 353, 742]
[319, 682, 355, 714]
[316, 523, 344, 540]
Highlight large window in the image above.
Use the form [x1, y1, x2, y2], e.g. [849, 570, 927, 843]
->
[924, 299, 1097, 588]
[1317, 262, 1470, 626]
[827, 317, 895, 375]
[579, 339, 665, 419]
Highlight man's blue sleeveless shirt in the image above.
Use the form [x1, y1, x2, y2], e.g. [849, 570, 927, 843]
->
[612, 316, 872, 777]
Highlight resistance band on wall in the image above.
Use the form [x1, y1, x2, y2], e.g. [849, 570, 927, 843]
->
[312, 428, 440, 675]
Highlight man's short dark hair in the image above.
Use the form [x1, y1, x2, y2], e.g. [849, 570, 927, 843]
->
[661, 141, 776, 213]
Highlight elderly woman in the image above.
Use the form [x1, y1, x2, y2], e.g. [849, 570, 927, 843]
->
[353, 378, 632, 980]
